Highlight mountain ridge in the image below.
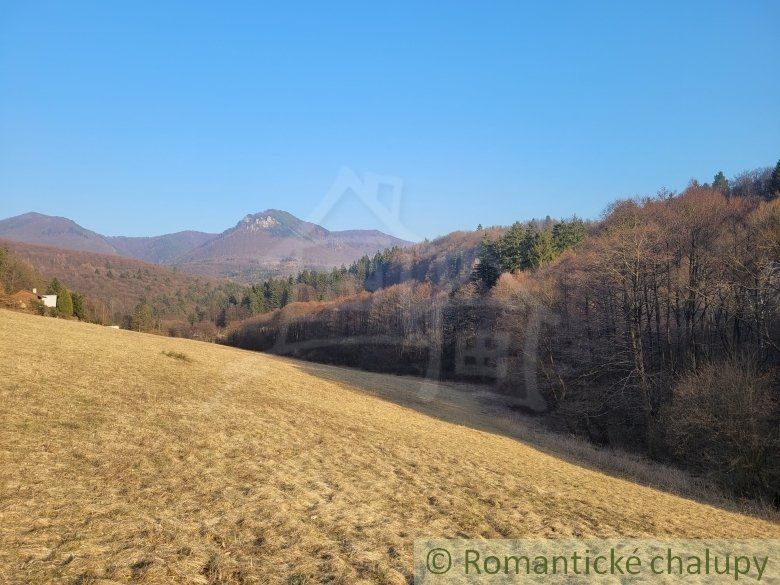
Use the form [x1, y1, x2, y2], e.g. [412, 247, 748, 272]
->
[172, 209, 410, 279]
[0, 210, 412, 281]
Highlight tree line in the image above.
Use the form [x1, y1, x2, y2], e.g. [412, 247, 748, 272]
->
[473, 217, 587, 287]
[225, 163, 780, 502]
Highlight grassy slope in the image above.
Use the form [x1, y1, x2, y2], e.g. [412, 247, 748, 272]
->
[0, 310, 777, 583]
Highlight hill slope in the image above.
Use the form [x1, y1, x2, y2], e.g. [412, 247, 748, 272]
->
[107, 230, 218, 263]
[0, 311, 776, 583]
[0, 212, 119, 255]
[0, 238, 239, 325]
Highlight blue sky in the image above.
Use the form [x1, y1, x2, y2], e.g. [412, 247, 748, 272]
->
[1, 1, 778, 240]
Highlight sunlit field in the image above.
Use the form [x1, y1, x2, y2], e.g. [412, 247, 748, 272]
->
[1, 310, 777, 583]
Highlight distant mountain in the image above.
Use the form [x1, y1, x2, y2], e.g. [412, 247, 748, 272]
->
[108, 231, 217, 264]
[0, 210, 412, 280]
[174, 209, 411, 279]
[0, 212, 118, 255]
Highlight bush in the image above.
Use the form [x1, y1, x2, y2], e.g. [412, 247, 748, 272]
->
[663, 358, 779, 500]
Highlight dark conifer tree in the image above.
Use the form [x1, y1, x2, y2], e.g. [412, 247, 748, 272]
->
[712, 171, 729, 195]
[497, 221, 526, 272]
[71, 291, 86, 320]
[552, 218, 586, 252]
[474, 235, 501, 287]
[770, 160, 780, 199]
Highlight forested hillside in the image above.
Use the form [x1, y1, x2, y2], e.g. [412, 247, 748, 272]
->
[226, 165, 780, 501]
[1, 239, 245, 336]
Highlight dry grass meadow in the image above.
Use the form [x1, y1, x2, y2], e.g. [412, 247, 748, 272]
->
[0, 309, 778, 583]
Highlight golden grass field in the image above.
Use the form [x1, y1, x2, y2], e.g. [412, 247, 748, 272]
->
[0, 309, 777, 583]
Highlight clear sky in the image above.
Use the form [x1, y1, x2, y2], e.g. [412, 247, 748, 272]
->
[1, 1, 778, 241]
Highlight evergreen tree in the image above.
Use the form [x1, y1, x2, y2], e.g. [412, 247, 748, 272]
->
[46, 278, 74, 316]
[520, 231, 556, 269]
[770, 160, 780, 199]
[280, 279, 293, 307]
[216, 307, 227, 328]
[496, 221, 526, 272]
[46, 278, 62, 296]
[130, 303, 154, 332]
[56, 287, 73, 316]
[712, 171, 729, 195]
[552, 218, 586, 252]
[473, 235, 501, 287]
[71, 291, 86, 320]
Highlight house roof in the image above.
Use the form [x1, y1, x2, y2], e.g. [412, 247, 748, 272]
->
[10, 290, 39, 302]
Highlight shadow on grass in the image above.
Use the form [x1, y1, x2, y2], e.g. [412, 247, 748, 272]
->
[283, 356, 778, 524]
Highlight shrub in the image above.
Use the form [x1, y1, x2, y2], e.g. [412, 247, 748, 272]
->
[663, 358, 779, 499]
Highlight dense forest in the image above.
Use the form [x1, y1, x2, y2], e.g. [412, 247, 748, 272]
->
[226, 164, 780, 501]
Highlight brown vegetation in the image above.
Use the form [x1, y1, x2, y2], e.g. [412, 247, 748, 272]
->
[0, 310, 777, 583]
[663, 358, 779, 496]
[535, 189, 780, 499]
[226, 184, 780, 501]
[1, 238, 244, 330]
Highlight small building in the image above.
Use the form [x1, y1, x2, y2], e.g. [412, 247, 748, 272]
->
[40, 294, 57, 308]
[9, 290, 39, 309]
[9, 288, 57, 309]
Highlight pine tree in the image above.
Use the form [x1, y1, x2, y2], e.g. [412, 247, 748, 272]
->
[131, 303, 154, 332]
[47, 279, 73, 316]
[474, 235, 501, 287]
[520, 231, 555, 269]
[280, 281, 292, 307]
[712, 171, 729, 195]
[497, 221, 526, 272]
[46, 278, 62, 296]
[56, 287, 73, 316]
[552, 218, 586, 252]
[216, 307, 227, 328]
[71, 291, 86, 320]
[770, 160, 780, 199]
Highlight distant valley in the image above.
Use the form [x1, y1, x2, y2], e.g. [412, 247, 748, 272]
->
[0, 210, 411, 280]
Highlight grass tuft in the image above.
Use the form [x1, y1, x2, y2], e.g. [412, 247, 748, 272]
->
[161, 350, 192, 362]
